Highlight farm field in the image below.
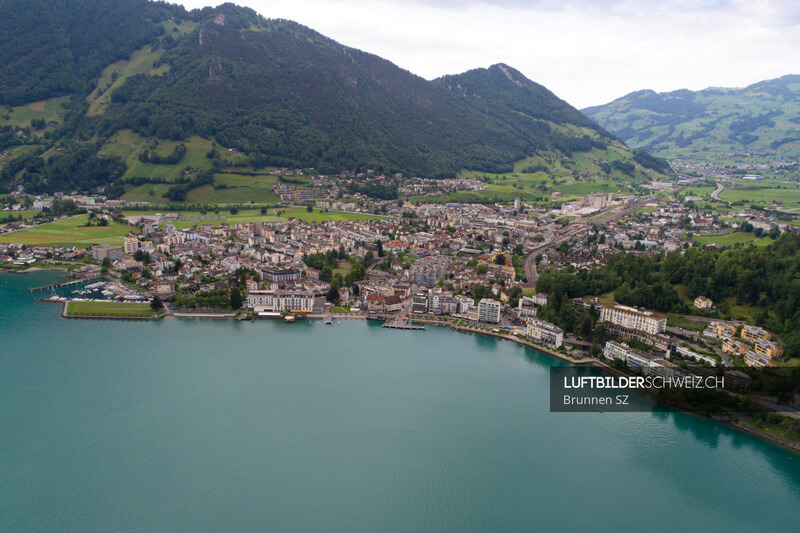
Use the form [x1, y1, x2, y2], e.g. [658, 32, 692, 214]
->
[66, 301, 160, 318]
[0, 216, 137, 247]
[185, 174, 281, 204]
[719, 186, 800, 207]
[433, 140, 661, 205]
[121, 208, 382, 229]
[693, 232, 773, 247]
[0, 96, 70, 129]
[681, 185, 717, 198]
[279, 207, 384, 222]
[106, 131, 218, 185]
[1, 209, 39, 221]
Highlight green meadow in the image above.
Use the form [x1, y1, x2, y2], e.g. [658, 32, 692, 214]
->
[0, 216, 137, 247]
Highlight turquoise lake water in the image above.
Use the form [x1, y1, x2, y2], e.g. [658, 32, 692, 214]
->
[2, 271, 800, 531]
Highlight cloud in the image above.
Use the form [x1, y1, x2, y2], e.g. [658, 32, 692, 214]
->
[177, 0, 800, 107]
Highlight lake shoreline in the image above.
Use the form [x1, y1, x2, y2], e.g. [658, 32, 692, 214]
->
[13, 269, 800, 455]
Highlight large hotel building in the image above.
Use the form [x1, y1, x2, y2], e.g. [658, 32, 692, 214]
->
[600, 303, 673, 350]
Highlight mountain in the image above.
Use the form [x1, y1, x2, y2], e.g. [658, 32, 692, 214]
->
[0, 0, 670, 196]
[583, 75, 800, 161]
[0, 0, 188, 106]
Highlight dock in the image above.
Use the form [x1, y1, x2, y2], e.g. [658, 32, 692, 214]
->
[28, 277, 101, 293]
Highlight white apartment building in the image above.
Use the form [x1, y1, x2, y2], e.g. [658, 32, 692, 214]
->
[247, 289, 314, 313]
[603, 340, 630, 361]
[124, 237, 140, 255]
[478, 298, 501, 323]
[600, 303, 667, 335]
[526, 319, 564, 348]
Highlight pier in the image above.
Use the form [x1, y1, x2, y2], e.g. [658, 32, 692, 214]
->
[28, 277, 102, 293]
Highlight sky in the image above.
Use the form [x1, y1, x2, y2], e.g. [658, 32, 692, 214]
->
[176, 0, 800, 108]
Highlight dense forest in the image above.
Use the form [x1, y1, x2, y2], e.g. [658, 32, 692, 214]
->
[93, 7, 637, 178]
[536, 234, 800, 358]
[0, 0, 670, 193]
[15, 142, 128, 194]
[0, 0, 189, 105]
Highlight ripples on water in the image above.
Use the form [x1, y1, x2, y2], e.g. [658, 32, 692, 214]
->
[1, 271, 799, 532]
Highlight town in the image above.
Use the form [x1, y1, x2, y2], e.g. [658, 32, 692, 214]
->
[3, 174, 798, 392]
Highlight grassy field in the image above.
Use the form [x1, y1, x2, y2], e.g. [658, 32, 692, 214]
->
[722, 297, 777, 322]
[86, 20, 197, 116]
[332, 260, 353, 277]
[0, 216, 137, 247]
[694, 232, 773, 247]
[1, 209, 39, 221]
[186, 173, 281, 204]
[279, 207, 383, 222]
[598, 291, 615, 304]
[667, 314, 706, 332]
[720, 186, 800, 207]
[104, 131, 218, 187]
[440, 133, 663, 206]
[0, 96, 70, 129]
[121, 208, 381, 229]
[66, 301, 160, 318]
[682, 185, 717, 198]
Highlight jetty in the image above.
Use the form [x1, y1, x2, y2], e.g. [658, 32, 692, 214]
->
[28, 277, 102, 293]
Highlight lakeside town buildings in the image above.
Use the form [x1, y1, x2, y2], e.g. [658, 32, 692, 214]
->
[1, 175, 789, 369]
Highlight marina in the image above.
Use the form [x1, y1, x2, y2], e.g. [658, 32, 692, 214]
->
[28, 277, 102, 293]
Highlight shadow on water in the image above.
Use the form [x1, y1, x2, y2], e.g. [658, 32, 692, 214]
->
[512, 335, 800, 497]
[474, 333, 499, 351]
[663, 410, 722, 449]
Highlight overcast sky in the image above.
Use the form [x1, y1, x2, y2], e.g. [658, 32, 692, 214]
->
[176, 0, 800, 108]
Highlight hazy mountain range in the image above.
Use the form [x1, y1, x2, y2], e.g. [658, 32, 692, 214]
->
[583, 75, 800, 161]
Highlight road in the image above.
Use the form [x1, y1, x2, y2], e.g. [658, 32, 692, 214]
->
[522, 195, 655, 284]
[711, 181, 725, 201]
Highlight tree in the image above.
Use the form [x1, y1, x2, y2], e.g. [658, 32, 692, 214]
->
[476, 263, 488, 275]
[326, 287, 340, 302]
[101, 257, 112, 269]
[306, 205, 313, 213]
[580, 316, 592, 339]
[150, 295, 164, 310]
[230, 287, 243, 310]
[260, 206, 267, 214]
[747, 282, 760, 306]
[320, 265, 333, 283]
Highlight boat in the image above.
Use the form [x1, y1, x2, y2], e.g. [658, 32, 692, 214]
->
[284, 315, 296, 323]
[325, 317, 332, 325]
